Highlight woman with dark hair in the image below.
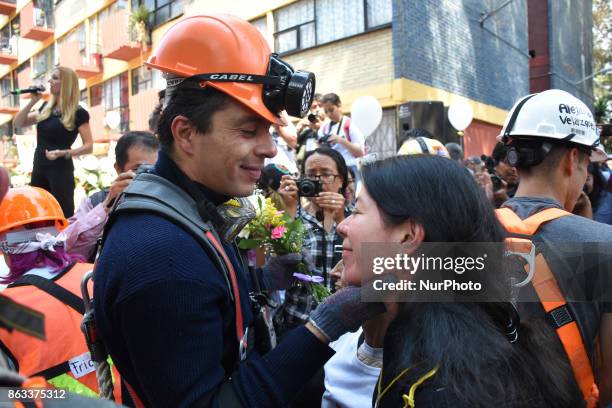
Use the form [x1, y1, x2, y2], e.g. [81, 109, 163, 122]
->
[13, 67, 93, 217]
[335, 155, 581, 407]
[585, 163, 607, 213]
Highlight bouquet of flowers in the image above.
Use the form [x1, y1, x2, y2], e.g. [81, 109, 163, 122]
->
[238, 195, 330, 302]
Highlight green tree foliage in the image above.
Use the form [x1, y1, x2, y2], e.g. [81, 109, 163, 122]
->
[593, 0, 611, 122]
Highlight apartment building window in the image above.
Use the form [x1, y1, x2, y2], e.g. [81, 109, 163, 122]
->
[90, 83, 103, 106]
[251, 17, 268, 38]
[103, 72, 129, 131]
[131, 0, 185, 28]
[275, 0, 315, 54]
[0, 23, 18, 55]
[0, 74, 17, 108]
[274, 0, 392, 54]
[33, 0, 55, 29]
[80, 88, 88, 105]
[32, 46, 55, 85]
[131, 65, 163, 95]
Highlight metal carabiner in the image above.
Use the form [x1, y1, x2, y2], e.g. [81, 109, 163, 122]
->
[506, 242, 536, 288]
[81, 270, 94, 312]
[239, 327, 249, 362]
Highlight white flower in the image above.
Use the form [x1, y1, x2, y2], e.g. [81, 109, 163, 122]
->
[98, 157, 114, 172]
[86, 174, 99, 186]
[10, 175, 27, 187]
[79, 155, 99, 171]
[100, 173, 114, 187]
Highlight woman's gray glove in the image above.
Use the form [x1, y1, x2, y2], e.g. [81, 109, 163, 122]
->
[308, 286, 386, 342]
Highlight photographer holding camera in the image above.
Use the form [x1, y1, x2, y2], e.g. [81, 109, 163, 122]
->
[275, 147, 350, 333]
[318, 93, 365, 181]
[295, 94, 324, 166]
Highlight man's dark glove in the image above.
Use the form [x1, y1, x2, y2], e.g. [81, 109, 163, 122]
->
[308, 286, 386, 342]
[261, 253, 315, 290]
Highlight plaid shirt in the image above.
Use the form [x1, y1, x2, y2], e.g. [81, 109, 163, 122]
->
[298, 206, 350, 289]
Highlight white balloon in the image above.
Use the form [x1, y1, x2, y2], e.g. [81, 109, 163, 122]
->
[448, 100, 474, 131]
[350, 96, 383, 138]
[105, 110, 121, 130]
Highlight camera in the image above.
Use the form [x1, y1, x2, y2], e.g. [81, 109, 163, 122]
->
[490, 174, 503, 191]
[307, 113, 317, 123]
[296, 178, 322, 197]
[319, 134, 332, 145]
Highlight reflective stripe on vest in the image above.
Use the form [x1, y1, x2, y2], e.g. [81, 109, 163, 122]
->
[0, 263, 122, 402]
[496, 207, 599, 407]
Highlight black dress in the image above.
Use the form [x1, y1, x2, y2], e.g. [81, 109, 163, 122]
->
[30, 106, 90, 218]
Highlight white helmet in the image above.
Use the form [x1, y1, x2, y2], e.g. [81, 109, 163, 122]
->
[498, 89, 606, 162]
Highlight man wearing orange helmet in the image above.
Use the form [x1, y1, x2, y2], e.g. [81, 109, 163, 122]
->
[94, 14, 384, 407]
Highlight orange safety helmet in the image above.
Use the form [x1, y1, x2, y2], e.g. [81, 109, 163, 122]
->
[145, 14, 315, 123]
[0, 187, 68, 235]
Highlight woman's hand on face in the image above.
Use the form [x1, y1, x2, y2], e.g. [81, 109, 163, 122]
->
[315, 191, 345, 212]
[331, 259, 347, 291]
[474, 171, 494, 201]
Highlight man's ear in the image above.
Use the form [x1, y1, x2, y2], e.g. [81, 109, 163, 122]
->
[171, 115, 196, 155]
[563, 147, 584, 177]
[398, 219, 425, 254]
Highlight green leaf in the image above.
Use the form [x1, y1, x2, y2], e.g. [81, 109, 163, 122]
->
[237, 239, 261, 249]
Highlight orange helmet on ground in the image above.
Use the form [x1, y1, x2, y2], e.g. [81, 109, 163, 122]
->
[145, 14, 315, 124]
[0, 187, 68, 235]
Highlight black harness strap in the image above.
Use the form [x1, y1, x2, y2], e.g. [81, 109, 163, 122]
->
[12, 275, 85, 315]
[31, 360, 71, 380]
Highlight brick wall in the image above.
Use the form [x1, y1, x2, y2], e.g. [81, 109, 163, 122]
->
[282, 28, 394, 97]
[393, 0, 530, 110]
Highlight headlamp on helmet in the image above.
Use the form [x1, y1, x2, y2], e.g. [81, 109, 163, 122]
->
[263, 54, 315, 118]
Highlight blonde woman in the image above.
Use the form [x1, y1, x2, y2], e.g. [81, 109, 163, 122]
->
[14, 66, 93, 217]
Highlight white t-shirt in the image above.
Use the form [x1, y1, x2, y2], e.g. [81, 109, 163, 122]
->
[322, 329, 382, 408]
[317, 116, 365, 167]
[265, 123, 299, 175]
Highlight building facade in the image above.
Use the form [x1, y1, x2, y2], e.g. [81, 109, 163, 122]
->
[0, 0, 593, 166]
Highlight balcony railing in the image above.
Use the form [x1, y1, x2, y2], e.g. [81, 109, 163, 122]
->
[0, 37, 17, 65]
[0, 93, 19, 115]
[102, 8, 144, 61]
[21, 2, 54, 41]
[58, 40, 102, 79]
[0, 0, 16, 16]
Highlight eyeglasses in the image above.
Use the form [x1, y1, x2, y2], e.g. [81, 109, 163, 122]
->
[305, 174, 340, 184]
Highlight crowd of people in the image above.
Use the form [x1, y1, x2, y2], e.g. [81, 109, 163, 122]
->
[0, 12, 610, 408]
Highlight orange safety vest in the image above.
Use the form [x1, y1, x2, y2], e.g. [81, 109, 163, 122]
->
[0, 262, 122, 402]
[496, 207, 599, 407]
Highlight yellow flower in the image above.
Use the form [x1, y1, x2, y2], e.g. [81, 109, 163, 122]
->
[261, 197, 285, 227]
[224, 198, 241, 207]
